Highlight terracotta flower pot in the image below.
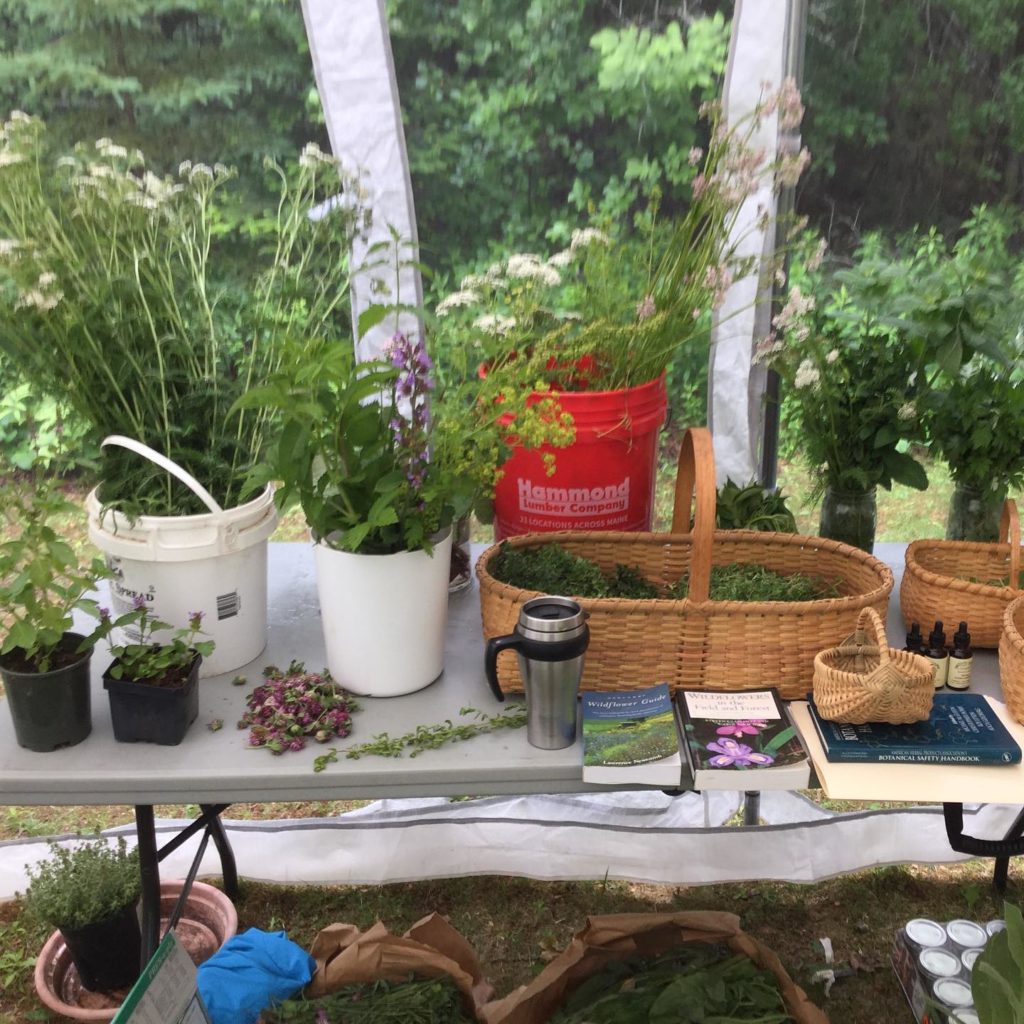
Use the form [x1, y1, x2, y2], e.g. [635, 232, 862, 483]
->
[34, 879, 237, 1021]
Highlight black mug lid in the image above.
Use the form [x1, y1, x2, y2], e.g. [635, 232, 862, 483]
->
[518, 595, 587, 636]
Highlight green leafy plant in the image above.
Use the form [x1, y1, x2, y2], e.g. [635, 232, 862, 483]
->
[431, 80, 809, 398]
[236, 325, 491, 555]
[20, 837, 140, 932]
[548, 944, 790, 1023]
[972, 901, 1024, 1023]
[0, 113, 367, 517]
[91, 600, 214, 683]
[264, 974, 475, 1023]
[0, 474, 109, 672]
[715, 480, 798, 532]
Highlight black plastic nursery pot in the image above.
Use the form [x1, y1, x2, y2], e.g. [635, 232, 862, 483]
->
[59, 901, 142, 993]
[0, 634, 92, 752]
[103, 653, 201, 745]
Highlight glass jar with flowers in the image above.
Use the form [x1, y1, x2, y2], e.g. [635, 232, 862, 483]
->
[431, 80, 810, 538]
[235, 315, 499, 697]
[91, 600, 214, 745]
[761, 234, 932, 552]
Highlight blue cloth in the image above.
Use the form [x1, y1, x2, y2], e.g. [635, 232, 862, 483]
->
[197, 927, 315, 1024]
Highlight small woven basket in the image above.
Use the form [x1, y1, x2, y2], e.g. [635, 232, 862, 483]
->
[998, 594, 1024, 725]
[901, 500, 1022, 648]
[812, 607, 935, 724]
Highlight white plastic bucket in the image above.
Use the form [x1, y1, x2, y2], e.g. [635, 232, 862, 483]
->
[87, 436, 278, 677]
[313, 530, 452, 696]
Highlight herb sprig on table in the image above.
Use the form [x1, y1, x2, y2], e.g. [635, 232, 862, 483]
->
[312, 704, 528, 772]
[263, 975, 474, 1023]
[548, 944, 793, 1023]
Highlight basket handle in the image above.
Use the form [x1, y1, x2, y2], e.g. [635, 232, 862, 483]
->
[100, 435, 225, 517]
[1000, 499, 1021, 589]
[854, 607, 891, 663]
[670, 427, 716, 602]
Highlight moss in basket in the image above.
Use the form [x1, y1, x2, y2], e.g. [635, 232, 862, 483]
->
[493, 543, 611, 596]
[21, 837, 140, 932]
[669, 564, 840, 602]
[493, 544, 838, 602]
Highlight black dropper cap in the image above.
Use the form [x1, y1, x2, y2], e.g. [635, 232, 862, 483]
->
[928, 620, 947, 650]
[905, 622, 923, 651]
[953, 621, 971, 650]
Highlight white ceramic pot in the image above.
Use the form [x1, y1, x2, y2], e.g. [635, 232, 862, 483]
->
[313, 530, 453, 696]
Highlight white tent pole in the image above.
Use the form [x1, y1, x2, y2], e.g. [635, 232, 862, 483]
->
[300, 0, 423, 360]
[707, 0, 806, 487]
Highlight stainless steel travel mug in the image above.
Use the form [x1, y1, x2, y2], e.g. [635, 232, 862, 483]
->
[484, 595, 589, 749]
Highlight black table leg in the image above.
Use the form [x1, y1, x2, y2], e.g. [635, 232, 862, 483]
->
[134, 804, 161, 965]
[943, 802, 1024, 893]
[200, 803, 239, 899]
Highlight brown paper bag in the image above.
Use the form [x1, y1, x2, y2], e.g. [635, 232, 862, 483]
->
[479, 910, 829, 1024]
[304, 912, 494, 1017]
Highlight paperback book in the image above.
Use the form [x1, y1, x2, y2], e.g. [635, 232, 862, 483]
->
[806, 692, 1022, 765]
[581, 683, 683, 786]
[676, 688, 811, 791]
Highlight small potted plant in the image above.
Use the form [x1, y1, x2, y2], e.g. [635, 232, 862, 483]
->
[0, 473, 110, 751]
[22, 837, 141, 993]
[93, 601, 214, 745]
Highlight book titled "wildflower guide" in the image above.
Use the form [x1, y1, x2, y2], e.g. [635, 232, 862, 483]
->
[581, 683, 683, 786]
[676, 688, 811, 791]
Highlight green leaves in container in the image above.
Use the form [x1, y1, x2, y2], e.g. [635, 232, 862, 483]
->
[0, 473, 110, 672]
[715, 479, 797, 532]
[972, 902, 1024, 1023]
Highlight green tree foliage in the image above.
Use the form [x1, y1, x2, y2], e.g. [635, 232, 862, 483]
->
[0, 0, 323, 181]
[387, 0, 729, 276]
[803, 0, 1024, 239]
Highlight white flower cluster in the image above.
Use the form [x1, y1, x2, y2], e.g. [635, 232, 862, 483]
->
[15, 270, 62, 313]
[772, 285, 815, 343]
[794, 358, 820, 390]
[436, 289, 480, 316]
[569, 227, 610, 252]
[472, 313, 516, 336]
[547, 249, 574, 268]
[298, 142, 338, 171]
[505, 253, 561, 286]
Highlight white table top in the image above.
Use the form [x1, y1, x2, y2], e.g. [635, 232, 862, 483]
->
[0, 540, 1013, 806]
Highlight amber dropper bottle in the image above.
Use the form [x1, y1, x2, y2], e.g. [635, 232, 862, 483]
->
[925, 621, 949, 689]
[947, 622, 973, 691]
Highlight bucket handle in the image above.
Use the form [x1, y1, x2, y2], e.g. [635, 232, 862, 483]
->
[100, 435, 225, 517]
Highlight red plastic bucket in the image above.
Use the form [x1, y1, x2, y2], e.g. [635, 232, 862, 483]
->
[494, 374, 667, 539]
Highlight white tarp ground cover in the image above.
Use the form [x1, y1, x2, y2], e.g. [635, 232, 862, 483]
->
[1, 792, 1018, 899]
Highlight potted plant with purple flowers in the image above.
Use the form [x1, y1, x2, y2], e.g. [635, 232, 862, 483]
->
[235, 323, 495, 697]
[92, 599, 214, 744]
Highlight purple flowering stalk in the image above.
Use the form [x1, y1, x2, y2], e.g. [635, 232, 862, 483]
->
[383, 329, 434, 494]
[239, 662, 361, 755]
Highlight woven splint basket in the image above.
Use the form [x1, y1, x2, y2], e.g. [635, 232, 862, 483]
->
[477, 427, 894, 699]
[812, 607, 935, 724]
[998, 595, 1024, 725]
[901, 500, 1022, 648]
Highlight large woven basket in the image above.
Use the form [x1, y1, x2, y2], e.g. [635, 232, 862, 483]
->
[812, 607, 934, 724]
[477, 427, 893, 700]
[901, 500, 1022, 648]
[998, 595, 1024, 725]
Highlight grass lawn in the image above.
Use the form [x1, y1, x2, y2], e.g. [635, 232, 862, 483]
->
[1, 450, 1021, 1021]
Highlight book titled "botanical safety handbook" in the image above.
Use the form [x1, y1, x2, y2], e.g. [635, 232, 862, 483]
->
[806, 692, 1022, 765]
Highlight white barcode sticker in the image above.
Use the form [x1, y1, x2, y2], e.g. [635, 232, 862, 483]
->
[216, 591, 240, 620]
